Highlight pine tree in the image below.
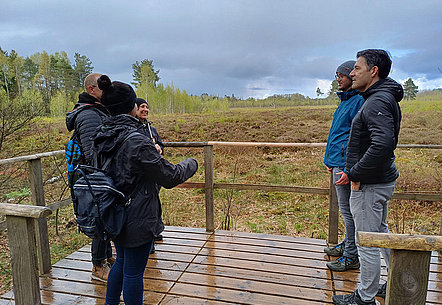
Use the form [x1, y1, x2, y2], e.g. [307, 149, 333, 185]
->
[403, 78, 418, 100]
[132, 59, 160, 89]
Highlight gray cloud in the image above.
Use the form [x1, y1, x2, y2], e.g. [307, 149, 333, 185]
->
[1, 0, 441, 98]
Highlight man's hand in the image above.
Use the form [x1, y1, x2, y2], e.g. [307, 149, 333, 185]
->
[351, 181, 361, 191]
[155, 144, 162, 155]
[335, 172, 349, 185]
[326, 166, 332, 173]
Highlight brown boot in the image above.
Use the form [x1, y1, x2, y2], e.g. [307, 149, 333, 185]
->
[91, 261, 111, 282]
[107, 256, 116, 266]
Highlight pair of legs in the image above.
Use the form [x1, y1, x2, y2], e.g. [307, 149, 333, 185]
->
[333, 167, 358, 259]
[350, 181, 395, 302]
[91, 238, 113, 266]
[105, 240, 154, 305]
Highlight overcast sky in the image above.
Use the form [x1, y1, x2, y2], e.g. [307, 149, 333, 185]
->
[1, 0, 441, 98]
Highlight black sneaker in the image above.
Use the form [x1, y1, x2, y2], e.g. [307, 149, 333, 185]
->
[324, 241, 345, 256]
[154, 234, 163, 242]
[376, 282, 386, 299]
[327, 256, 360, 272]
[333, 290, 379, 305]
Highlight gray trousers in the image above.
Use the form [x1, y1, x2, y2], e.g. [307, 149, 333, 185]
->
[332, 167, 358, 258]
[350, 180, 396, 301]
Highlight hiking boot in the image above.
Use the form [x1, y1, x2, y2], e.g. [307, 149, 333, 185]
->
[376, 282, 387, 299]
[91, 261, 111, 282]
[327, 256, 360, 272]
[154, 234, 163, 242]
[107, 256, 116, 266]
[324, 241, 345, 256]
[333, 290, 379, 305]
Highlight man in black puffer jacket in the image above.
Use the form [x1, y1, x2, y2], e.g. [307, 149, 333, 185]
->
[66, 73, 114, 282]
[333, 50, 403, 305]
[93, 75, 198, 305]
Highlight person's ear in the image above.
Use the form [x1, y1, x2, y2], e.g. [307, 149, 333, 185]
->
[370, 66, 379, 78]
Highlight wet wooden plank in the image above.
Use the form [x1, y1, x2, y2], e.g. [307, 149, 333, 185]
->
[197, 248, 327, 270]
[160, 295, 237, 304]
[192, 254, 330, 280]
[185, 263, 333, 290]
[178, 271, 334, 303]
[2, 226, 442, 304]
[169, 282, 328, 304]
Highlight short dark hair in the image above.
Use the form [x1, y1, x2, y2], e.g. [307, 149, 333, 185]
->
[356, 49, 392, 79]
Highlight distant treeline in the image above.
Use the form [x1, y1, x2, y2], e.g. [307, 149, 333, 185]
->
[1, 48, 439, 118]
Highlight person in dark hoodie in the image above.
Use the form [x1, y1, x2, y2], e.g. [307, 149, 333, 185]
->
[94, 75, 198, 305]
[323, 60, 364, 272]
[135, 97, 164, 249]
[66, 72, 114, 282]
[135, 98, 164, 155]
[332, 50, 403, 305]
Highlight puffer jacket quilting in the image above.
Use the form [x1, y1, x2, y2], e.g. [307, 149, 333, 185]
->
[346, 78, 403, 184]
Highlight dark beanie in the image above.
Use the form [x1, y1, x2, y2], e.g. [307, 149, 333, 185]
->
[336, 60, 356, 80]
[136, 98, 148, 108]
[97, 75, 136, 116]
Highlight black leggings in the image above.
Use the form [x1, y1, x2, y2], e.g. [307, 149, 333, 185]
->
[91, 238, 112, 266]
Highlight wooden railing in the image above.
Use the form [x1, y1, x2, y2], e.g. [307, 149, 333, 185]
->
[0, 202, 51, 305]
[0, 141, 441, 304]
[358, 232, 442, 305]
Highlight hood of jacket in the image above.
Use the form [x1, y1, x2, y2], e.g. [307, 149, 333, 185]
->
[93, 114, 141, 159]
[361, 77, 404, 103]
[66, 92, 107, 131]
[337, 89, 360, 102]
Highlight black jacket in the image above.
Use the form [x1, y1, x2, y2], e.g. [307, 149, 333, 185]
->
[93, 115, 198, 248]
[346, 78, 403, 184]
[66, 93, 109, 164]
[138, 121, 165, 154]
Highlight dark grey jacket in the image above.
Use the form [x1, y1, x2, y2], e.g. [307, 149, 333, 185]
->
[93, 115, 198, 248]
[66, 93, 109, 164]
[346, 78, 403, 184]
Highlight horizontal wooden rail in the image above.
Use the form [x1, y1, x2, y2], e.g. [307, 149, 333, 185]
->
[1, 142, 440, 165]
[177, 182, 442, 201]
[358, 232, 442, 304]
[357, 232, 442, 251]
[0, 202, 52, 219]
[0, 150, 65, 165]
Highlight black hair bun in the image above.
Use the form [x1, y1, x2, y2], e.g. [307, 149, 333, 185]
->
[97, 75, 112, 90]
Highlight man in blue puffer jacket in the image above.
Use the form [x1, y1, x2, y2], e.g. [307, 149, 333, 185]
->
[323, 60, 365, 272]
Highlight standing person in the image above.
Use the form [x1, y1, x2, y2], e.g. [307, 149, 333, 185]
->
[324, 60, 365, 272]
[66, 73, 114, 282]
[94, 75, 198, 305]
[332, 49, 403, 305]
[135, 98, 164, 156]
[135, 97, 165, 250]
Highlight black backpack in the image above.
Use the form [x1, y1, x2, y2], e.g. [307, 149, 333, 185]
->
[71, 132, 138, 241]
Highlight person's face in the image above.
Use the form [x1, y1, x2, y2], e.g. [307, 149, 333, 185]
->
[335, 73, 352, 92]
[136, 103, 149, 120]
[350, 56, 375, 92]
[88, 85, 103, 101]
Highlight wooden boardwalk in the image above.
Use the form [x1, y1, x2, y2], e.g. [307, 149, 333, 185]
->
[1, 226, 441, 304]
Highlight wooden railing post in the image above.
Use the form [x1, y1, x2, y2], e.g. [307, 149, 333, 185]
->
[358, 232, 442, 305]
[328, 172, 339, 245]
[204, 145, 215, 232]
[0, 202, 52, 305]
[28, 158, 51, 274]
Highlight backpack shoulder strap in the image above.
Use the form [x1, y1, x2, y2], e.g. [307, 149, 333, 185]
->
[101, 131, 140, 171]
